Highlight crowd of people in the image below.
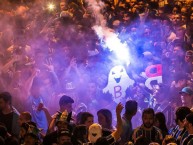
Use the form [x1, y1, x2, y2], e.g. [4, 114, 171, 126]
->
[1, 91, 193, 145]
[1, 0, 193, 144]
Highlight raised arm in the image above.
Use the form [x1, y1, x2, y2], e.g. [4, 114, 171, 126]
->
[112, 102, 124, 141]
[22, 69, 39, 100]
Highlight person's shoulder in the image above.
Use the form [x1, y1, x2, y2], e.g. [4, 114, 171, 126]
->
[152, 126, 163, 140]
[153, 126, 162, 133]
[153, 126, 161, 130]
[132, 126, 143, 138]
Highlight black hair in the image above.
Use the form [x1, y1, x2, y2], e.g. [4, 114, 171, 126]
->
[72, 125, 87, 144]
[59, 95, 74, 107]
[155, 112, 168, 135]
[186, 112, 193, 125]
[0, 92, 12, 105]
[175, 106, 191, 122]
[125, 100, 138, 115]
[79, 112, 93, 124]
[97, 109, 112, 129]
[142, 108, 155, 118]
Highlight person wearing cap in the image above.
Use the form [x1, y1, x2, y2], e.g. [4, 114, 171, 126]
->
[179, 87, 193, 109]
[57, 129, 72, 145]
[23, 132, 39, 145]
[170, 73, 188, 107]
[181, 112, 193, 145]
[19, 122, 38, 144]
[21, 121, 41, 145]
[43, 110, 73, 145]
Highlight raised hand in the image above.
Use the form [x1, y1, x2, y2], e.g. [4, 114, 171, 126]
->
[116, 102, 124, 115]
[43, 58, 54, 72]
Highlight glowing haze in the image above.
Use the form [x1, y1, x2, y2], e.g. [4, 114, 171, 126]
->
[86, 0, 131, 64]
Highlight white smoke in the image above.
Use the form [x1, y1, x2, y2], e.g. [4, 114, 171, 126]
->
[85, 0, 131, 64]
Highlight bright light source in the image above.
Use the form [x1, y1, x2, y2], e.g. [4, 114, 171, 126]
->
[47, 3, 55, 11]
[93, 26, 131, 65]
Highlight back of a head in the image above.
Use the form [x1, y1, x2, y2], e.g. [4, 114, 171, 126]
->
[76, 112, 83, 125]
[58, 129, 71, 138]
[175, 106, 191, 122]
[186, 112, 193, 125]
[73, 125, 87, 139]
[125, 100, 138, 115]
[59, 95, 74, 107]
[155, 112, 166, 124]
[0, 92, 12, 105]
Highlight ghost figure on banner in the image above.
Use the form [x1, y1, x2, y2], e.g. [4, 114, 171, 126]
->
[103, 65, 134, 104]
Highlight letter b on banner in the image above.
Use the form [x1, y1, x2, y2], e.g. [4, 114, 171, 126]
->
[114, 86, 122, 99]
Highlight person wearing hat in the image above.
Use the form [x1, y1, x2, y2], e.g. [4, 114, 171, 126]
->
[57, 129, 72, 145]
[181, 112, 193, 145]
[43, 110, 73, 145]
[21, 122, 40, 145]
[179, 87, 193, 109]
[19, 122, 38, 144]
[23, 132, 39, 145]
